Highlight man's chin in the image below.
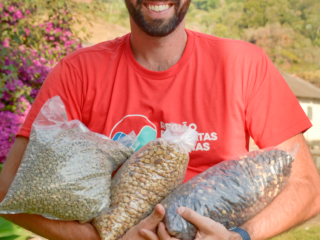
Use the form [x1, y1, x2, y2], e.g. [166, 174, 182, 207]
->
[138, 24, 178, 37]
[132, 15, 181, 37]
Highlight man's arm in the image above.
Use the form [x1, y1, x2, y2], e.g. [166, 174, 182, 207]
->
[241, 133, 320, 239]
[0, 136, 100, 240]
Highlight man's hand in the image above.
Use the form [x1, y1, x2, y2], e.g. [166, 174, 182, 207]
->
[119, 204, 165, 240]
[140, 206, 241, 240]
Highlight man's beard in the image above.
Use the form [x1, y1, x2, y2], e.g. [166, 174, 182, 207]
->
[125, 0, 191, 37]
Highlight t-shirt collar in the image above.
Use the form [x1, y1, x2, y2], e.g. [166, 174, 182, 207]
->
[124, 29, 195, 80]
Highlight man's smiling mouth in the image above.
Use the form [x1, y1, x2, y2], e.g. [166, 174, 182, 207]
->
[145, 3, 173, 12]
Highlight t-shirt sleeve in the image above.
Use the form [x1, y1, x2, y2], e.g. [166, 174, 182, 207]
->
[245, 51, 312, 148]
[17, 59, 84, 138]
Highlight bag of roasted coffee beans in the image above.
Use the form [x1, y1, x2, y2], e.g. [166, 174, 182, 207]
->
[161, 147, 298, 240]
[93, 123, 198, 240]
[0, 96, 135, 222]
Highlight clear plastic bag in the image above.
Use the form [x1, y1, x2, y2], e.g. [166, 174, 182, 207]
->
[93, 123, 198, 240]
[0, 96, 135, 222]
[161, 147, 298, 240]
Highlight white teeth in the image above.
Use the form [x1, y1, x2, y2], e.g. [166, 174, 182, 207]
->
[148, 4, 170, 12]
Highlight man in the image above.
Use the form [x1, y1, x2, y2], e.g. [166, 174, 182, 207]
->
[0, 0, 320, 238]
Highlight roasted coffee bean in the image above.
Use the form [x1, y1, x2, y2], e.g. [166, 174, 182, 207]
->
[93, 139, 190, 240]
[161, 148, 295, 240]
[0, 126, 134, 222]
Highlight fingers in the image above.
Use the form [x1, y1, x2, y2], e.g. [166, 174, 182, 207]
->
[139, 229, 159, 240]
[139, 204, 165, 230]
[177, 207, 214, 231]
[157, 222, 178, 240]
[147, 204, 165, 225]
[141, 222, 178, 240]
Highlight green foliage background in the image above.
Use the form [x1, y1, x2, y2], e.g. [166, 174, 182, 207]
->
[185, 0, 320, 86]
[0, 217, 30, 240]
[271, 225, 320, 240]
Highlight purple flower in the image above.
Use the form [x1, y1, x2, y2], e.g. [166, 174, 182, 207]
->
[24, 28, 30, 36]
[14, 10, 23, 19]
[30, 89, 39, 98]
[2, 38, 10, 48]
[18, 45, 26, 52]
[31, 49, 37, 57]
[60, 36, 66, 42]
[6, 81, 16, 91]
[46, 22, 53, 33]
[8, 5, 15, 12]
[2, 92, 12, 101]
[0, 104, 30, 163]
[16, 96, 31, 115]
[54, 28, 62, 34]
[64, 31, 72, 37]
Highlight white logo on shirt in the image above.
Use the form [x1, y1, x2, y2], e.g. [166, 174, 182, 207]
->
[160, 121, 218, 151]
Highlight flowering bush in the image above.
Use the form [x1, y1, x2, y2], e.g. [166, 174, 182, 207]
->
[0, 97, 31, 163]
[0, 0, 101, 163]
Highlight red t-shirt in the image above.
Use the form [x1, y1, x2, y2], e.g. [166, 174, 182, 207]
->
[17, 29, 312, 182]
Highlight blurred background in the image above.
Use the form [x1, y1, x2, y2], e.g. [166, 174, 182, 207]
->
[0, 0, 319, 239]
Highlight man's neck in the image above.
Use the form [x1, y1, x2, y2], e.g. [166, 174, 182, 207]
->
[130, 18, 187, 72]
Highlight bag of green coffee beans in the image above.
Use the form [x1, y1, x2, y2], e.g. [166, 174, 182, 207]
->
[93, 123, 198, 240]
[0, 96, 135, 222]
[161, 147, 298, 240]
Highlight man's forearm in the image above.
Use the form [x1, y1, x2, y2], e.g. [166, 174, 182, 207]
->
[0, 213, 100, 240]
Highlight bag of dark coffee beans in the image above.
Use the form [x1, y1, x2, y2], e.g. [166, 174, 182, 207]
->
[161, 147, 298, 240]
[0, 96, 135, 222]
[93, 123, 198, 240]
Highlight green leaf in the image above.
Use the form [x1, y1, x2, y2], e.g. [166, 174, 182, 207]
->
[0, 218, 30, 239]
[14, 34, 20, 44]
[0, 235, 28, 240]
